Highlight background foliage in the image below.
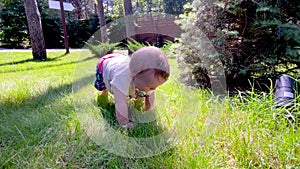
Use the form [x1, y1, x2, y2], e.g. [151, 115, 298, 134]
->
[162, 0, 192, 15]
[0, 0, 101, 49]
[1, 0, 299, 91]
[0, 0, 28, 48]
[175, 0, 300, 91]
[0, 0, 189, 49]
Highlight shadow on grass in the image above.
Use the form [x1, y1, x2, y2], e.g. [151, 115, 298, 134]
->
[0, 53, 68, 67]
[0, 74, 94, 137]
[96, 99, 166, 137]
[0, 73, 108, 166]
[95, 101, 177, 168]
[0, 55, 97, 74]
[0, 72, 176, 168]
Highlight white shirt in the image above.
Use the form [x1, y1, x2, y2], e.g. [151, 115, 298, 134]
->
[102, 54, 135, 96]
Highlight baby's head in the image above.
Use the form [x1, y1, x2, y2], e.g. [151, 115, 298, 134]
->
[129, 46, 170, 92]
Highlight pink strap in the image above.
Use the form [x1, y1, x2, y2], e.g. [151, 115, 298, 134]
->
[97, 55, 115, 74]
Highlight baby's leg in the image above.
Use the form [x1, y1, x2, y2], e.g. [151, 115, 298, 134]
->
[101, 89, 108, 95]
[97, 89, 109, 106]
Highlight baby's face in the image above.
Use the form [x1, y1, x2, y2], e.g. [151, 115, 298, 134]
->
[133, 69, 166, 93]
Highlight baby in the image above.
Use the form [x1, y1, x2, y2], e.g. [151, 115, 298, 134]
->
[94, 46, 170, 129]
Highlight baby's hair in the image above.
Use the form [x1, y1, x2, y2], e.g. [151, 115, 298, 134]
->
[137, 68, 169, 81]
[154, 69, 169, 81]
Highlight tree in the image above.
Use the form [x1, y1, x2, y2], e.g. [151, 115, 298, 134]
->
[73, 0, 83, 19]
[175, 0, 300, 91]
[162, 0, 192, 15]
[97, 0, 108, 42]
[23, 0, 47, 60]
[0, 0, 29, 48]
[123, 0, 134, 38]
[123, 0, 133, 15]
[110, 0, 124, 16]
[0, 0, 99, 49]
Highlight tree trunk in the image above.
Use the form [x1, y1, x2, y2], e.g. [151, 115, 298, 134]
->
[23, 0, 47, 60]
[73, 0, 82, 19]
[123, 0, 133, 15]
[98, 0, 108, 42]
[84, 0, 88, 18]
[123, 0, 135, 37]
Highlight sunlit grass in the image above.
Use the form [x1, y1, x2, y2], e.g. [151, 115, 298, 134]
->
[0, 50, 299, 168]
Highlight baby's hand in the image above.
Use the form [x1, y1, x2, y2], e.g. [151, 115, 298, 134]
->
[121, 121, 136, 130]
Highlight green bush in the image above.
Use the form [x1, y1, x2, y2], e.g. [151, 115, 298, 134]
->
[84, 42, 120, 57]
[42, 15, 99, 49]
[42, 16, 64, 49]
[67, 15, 99, 48]
[0, 0, 29, 48]
[126, 38, 151, 54]
[175, 0, 300, 91]
[162, 0, 193, 15]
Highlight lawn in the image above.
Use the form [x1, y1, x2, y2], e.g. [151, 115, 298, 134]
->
[0, 50, 299, 168]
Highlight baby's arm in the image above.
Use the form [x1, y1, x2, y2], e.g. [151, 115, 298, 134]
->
[112, 85, 134, 128]
[145, 92, 155, 111]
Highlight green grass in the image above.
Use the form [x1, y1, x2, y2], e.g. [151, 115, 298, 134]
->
[0, 50, 300, 168]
